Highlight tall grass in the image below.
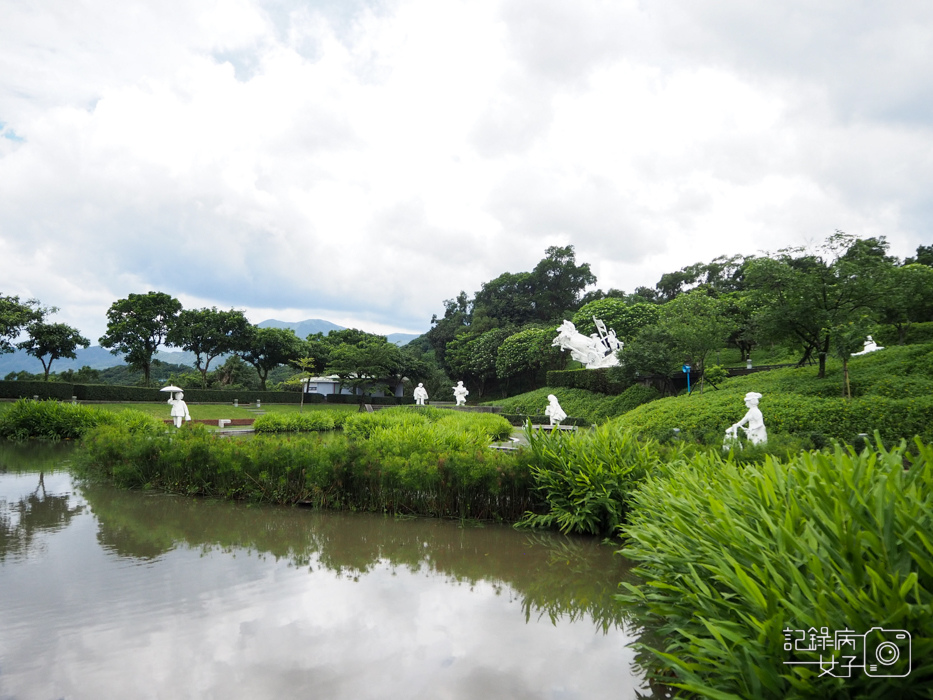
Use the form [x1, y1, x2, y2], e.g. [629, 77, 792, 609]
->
[0, 398, 162, 440]
[75, 410, 529, 520]
[619, 438, 933, 698]
[253, 410, 348, 433]
[517, 424, 672, 536]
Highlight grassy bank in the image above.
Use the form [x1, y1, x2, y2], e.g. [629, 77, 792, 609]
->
[74, 408, 529, 520]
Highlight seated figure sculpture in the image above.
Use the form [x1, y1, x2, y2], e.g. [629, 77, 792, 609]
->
[453, 381, 469, 406]
[544, 394, 567, 426]
[727, 392, 767, 446]
[413, 383, 429, 406]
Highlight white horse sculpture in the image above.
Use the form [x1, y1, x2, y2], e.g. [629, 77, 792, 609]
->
[552, 320, 620, 369]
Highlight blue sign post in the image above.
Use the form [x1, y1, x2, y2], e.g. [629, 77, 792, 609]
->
[682, 364, 692, 394]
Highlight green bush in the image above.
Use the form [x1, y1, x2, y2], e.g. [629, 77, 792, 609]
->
[517, 425, 670, 535]
[0, 399, 162, 440]
[619, 440, 933, 698]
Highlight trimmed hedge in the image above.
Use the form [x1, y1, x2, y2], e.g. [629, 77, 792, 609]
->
[545, 368, 629, 395]
[0, 381, 76, 400]
[323, 393, 414, 405]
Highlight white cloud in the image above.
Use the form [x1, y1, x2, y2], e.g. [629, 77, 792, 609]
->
[1, 0, 931, 342]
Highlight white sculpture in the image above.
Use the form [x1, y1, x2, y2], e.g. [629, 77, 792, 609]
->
[852, 335, 884, 356]
[167, 392, 191, 428]
[453, 381, 469, 406]
[413, 383, 429, 406]
[544, 394, 567, 426]
[727, 392, 767, 446]
[552, 318, 621, 369]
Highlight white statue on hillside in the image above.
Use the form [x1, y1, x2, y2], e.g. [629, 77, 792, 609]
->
[413, 383, 429, 406]
[552, 317, 621, 369]
[852, 335, 884, 356]
[167, 391, 191, 428]
[544, 394, 567, 426]
[727, 392, 767, 447]
[453, 381, 469, 406]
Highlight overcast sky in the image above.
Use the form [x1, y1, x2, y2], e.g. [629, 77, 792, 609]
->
[2, 0, 932, 342]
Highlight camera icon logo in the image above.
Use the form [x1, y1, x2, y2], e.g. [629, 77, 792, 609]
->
[863, 627, 911, 677]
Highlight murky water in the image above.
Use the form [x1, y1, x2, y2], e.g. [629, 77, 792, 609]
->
[0, 442, 655, 699]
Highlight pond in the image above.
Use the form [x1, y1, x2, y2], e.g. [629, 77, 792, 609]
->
[0, 442, 657, 699]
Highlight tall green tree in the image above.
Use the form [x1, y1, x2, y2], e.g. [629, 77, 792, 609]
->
[876, 263, 933, 344]
[239, 326, 304, 391]
[99, 292, 182, 386]
[427, 292, 472, 368]
[0, 294, 44, 354]
[658, 290, 735, 391]
[18, 322, 90, 380]
[744, 233, 894, 378]
[445, 328, 512, 398]
[167, 307, 252, 388]
[495, 326, 565, 390]
[528, 245, 596, 322]
[325, 336, 403, 399]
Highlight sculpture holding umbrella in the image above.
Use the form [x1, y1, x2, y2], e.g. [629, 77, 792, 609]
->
[160, 385, 191, 428]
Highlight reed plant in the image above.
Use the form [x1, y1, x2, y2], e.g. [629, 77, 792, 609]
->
[517, 424, 674, 536]
[619, 438, 933, 698]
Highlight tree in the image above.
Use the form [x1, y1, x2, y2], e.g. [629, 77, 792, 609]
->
[17, 322, 90, 380]
[445, 328, 512, 398]
[528, 245, 596, 322]
[571, 299, 660, 341]
[99, 292, 182, 386]
[876, 264, 933, 344]
[615, 326, 681, 396]
[0, 294, 44, 354]
[427, 292, 472, 369]
[325, 336, 403, 399]
[471, 271, 536, 330]
[495, 327, 564, 390]
[658, 290, 735, 392]
[239, 326, 304, 391]
[904, 244, 933, 267]
[744, 233, 894, 378]
[167, 307, 252, 388]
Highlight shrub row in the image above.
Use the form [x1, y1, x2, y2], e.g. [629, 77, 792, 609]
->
[619, 440, 933, 698]
[545, 367, 629, 395]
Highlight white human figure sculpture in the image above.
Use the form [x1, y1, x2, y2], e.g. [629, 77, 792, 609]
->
[544, 394, 567, 426]
[728, 392, 767, 446]
[167, 391, 191, 428]
[453, 381, 469, 406]
[413, 383, 429, 406]
[852, 335, 884, 356]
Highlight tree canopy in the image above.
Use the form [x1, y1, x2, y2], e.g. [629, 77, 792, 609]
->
[99, 291, 182, 386]
[18, 321, 90, 380]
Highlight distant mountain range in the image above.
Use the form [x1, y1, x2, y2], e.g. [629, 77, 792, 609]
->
[0, 319, 421, 375]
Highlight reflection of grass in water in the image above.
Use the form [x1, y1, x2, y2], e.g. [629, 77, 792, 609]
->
[0, 440, 77, 473]
[76, 478, 632, 631]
